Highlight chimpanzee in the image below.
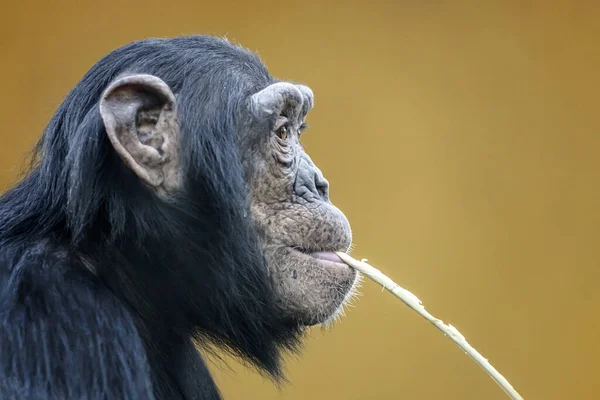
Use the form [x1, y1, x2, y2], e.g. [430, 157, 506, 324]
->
[0, 35, 360, 399]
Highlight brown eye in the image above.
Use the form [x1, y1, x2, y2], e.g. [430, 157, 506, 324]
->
[276, 125, 288, 140]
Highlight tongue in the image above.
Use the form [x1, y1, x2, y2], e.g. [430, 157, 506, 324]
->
[310, 251, 345, 264]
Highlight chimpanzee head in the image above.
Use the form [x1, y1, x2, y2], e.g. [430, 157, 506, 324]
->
[96, 38, 359, 327]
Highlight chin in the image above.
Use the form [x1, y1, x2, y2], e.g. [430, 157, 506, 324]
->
[265, 244, 361, 327]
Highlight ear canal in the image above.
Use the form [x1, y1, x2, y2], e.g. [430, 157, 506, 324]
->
[251, 82, 305, 119]
[99, 74, 180, 191]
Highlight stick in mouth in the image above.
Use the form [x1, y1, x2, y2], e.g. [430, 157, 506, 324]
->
[335, 252, 524, 400]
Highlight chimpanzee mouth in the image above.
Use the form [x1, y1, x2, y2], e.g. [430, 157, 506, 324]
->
[290, 247, 348, 266]
[308, 251, 346, 264]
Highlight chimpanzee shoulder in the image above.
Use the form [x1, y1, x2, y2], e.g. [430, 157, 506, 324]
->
[0, 238, 156, 399]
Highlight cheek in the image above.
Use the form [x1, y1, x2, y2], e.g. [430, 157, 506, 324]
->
[244, 137, 302, 203]
[247, 158, 296, 204]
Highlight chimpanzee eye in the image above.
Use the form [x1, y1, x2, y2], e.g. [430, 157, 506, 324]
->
[299, 123, 309, 134]
[276, 125, 288, 140]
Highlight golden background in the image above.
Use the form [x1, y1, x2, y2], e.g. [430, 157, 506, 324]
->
[2, 1, 599, 399]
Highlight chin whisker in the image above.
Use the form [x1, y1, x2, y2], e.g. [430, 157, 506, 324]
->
[318, 271, 363, 330]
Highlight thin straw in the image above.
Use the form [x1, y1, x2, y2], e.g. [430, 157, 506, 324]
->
[336, 252, 524, 400]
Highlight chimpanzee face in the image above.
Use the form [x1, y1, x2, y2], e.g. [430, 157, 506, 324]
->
[241, 82, 359, 325]
[100, 76, 359, 327]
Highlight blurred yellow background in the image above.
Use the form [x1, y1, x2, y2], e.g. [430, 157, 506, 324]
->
[2, 1, 599, 399]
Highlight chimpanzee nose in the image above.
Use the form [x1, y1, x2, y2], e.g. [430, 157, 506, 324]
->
[294, 157, 330, 203]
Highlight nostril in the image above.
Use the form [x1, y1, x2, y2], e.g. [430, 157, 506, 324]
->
[315, 176, 329, 200]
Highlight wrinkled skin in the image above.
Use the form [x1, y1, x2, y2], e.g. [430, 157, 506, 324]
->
[241, 83, 359, 325]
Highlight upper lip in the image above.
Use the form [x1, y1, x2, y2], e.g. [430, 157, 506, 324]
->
[292, 246, 344, 254]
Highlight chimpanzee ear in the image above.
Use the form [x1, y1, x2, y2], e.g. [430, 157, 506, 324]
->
[99, 74, 180, 191]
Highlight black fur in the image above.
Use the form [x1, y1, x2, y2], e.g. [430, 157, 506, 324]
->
[0, 36, 304, 400]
